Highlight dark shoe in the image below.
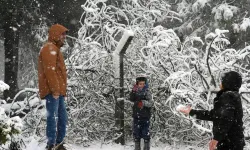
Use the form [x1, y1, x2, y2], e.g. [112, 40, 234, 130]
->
[55, 144, 67, 150]
[134, 139, 141, 150]
[46, 145, 55, 150]
[143, 139, 150, 150]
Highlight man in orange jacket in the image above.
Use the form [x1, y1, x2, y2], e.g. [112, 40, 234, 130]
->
[38, 24, 68, 150]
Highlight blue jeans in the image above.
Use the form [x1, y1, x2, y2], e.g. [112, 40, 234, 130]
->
[133, 118, 150, 140]
[45, 94, 67, 146]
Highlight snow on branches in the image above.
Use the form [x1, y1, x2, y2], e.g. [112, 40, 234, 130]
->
[212, 3, 238, 21]
[0, 81, 23, 148]
[0, 81, 10, 92]
[65, 0, 183, 146]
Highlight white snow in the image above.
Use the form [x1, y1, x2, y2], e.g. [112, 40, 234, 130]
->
[192, 0, 210, 12]
[10, 26, 18, 31]
[212, 4, 238, 21]
[0, 80, 10, 92]
[0, 107, 23, 144]
[189, 36, 204, 45]
[114, 30, 134, 55]
[22, 139, 202, 150]
[240, 18, 250, 31]
[113, 30, 134, 78]
[50, 51, 57, 55]
[0, 107, 7, 119]
[232, 23, 240, 33]
[81, 5, 99, 13]
[6, 116, 23, 132]
[215, 29, 229, 36]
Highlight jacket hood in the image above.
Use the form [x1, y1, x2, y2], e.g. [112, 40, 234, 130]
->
[221, 71, 242, 91]
[48, 24, 68, 47]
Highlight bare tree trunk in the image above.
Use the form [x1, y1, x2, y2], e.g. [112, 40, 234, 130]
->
[3, 0, 21, 100]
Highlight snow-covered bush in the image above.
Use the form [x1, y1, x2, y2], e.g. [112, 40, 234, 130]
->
[0, 109, 22, 145]
[0, 85, 45, 149]
[212, 4, 238, 21]
[0, 81, 23, 149]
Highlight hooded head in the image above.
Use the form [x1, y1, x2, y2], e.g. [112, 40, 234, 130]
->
[221, 71, 242, 91]
[48, 24, 68, 48]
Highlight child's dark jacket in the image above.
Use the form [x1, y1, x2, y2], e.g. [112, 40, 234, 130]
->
[129, 85, 153, 119]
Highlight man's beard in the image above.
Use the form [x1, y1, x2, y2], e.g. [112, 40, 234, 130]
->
[56, 39, 65, 47]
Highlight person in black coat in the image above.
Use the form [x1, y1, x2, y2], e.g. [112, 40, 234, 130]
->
[129, 76, 153, 150]
[178, 71, 245, 150]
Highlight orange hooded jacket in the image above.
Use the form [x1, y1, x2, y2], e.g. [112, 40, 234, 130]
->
[38, 24, 68, 99]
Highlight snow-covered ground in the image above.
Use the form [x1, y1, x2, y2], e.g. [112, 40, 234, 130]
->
[23, 139, 203, 150]
[22, 140, 250, 150]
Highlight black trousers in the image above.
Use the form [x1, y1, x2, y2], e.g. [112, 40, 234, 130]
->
[133, 118, 150, 140]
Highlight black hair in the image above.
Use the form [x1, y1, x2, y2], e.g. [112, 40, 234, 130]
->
[136, 77, 147, 85]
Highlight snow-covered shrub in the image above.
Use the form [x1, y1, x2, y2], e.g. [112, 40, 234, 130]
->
[212, 4, 238, 21]
[0, 109, 22, 144]
[0, 85, 45, 149]
[0, 81, 23, 148]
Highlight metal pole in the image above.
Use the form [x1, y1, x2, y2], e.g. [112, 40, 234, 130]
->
[114, 30, 134, 145]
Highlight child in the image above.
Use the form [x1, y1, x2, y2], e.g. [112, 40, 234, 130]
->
[130, 76, 153, 150]
[178, 71, 245, 150]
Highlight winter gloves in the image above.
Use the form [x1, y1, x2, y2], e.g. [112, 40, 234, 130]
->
[138, 101, 143, 109]
[133, 84, 139, 92]
[132, 85, 144, 109]
[132, 84, 151, 109]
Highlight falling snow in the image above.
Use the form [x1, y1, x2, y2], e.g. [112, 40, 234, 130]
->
[1, 0, 250, 149]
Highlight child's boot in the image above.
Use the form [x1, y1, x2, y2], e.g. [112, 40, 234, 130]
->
[143, 139, 150, 150]
[134, 139, 141, 150]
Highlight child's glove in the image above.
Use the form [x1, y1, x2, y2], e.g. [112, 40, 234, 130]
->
[137, 100, 143, 109]
[132, 84, 138, 92]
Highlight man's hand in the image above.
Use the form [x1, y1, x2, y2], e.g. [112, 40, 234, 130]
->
[53, 95, 59, 100]
[209, 139, 218, 150]
[178, 106, 192, 115]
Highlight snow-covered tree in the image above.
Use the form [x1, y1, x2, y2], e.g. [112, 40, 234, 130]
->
[169, 0, 250, 49]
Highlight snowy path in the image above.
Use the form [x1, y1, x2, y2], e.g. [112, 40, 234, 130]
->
[22, 139, 191, 150]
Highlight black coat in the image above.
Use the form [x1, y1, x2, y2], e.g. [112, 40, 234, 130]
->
[190, 90, 245, 149]
[129, 88, 153, 119]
